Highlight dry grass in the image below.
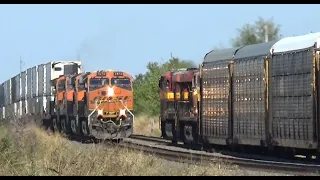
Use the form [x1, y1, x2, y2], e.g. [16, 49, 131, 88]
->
[0, 123, 237, 176]
[133, 115, 161, 137]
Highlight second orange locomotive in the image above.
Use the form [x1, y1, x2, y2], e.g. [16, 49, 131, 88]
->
[51, 70, 134, 140]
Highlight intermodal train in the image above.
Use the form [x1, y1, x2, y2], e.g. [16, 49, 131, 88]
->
[159, 32, 320, 158]
[0, 61, 134, 140]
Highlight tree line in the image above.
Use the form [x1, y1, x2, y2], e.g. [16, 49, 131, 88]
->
[133, 17, 281, 117]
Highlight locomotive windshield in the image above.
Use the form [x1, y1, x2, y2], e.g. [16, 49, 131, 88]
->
[111, 78, 131, 89]
[67, 83, 74, 90]
[58, 80, 66, 92]
[89, 78, 109, 91]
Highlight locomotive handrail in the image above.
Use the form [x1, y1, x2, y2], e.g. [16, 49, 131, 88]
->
[119, 99, 135, 123]
[87, 99, 102, 126]
[87, 98, 134, 127]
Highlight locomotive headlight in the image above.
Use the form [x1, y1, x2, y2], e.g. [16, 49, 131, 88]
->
[193, 89, 197, 95]
[107, 87, 114, 97]
[97, 109, 103, 115]
[119, 109, 127, 117]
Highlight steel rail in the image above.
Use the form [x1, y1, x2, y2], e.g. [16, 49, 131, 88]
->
[124, 135, 320, 175]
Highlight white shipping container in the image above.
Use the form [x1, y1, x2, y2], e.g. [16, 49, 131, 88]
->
[9, 79, 12, 105]
[45, 63, 51, 97]
[21, 71, 26, 100]
[11, 104, 16, 120]
[0, 61, 81, 116]
[0, 83, 4, 107]
[34, 97, 39, 114]
[19, 101, 22, 118]
[13, 75, 20, 103]
[13, 102, 16, 117]
[0, 106, 3, 120]
[45, 61, 82, 96]
[27, 97, 36, 114]
[27, 68, 32, 99]
[37, 96, 43, 115]
[45, 96, 51, 115]
[31, 66, 38, 97]
[2, 107, 5, 119]
[4, 79, 11, 105]
[24, 99, 29, 115]
[21, 100, 26, 116]
[5, 104, 13, 120]
[10, 76, 16, 103]
[38, 64, 45, 97]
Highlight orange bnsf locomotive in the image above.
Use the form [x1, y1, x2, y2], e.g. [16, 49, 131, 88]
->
[0, 60, 134, 140]
[159, 68, 200, 144]
[51, 70, 134, 139]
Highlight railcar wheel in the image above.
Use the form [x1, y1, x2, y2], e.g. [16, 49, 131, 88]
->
[182, 123, 196, 144]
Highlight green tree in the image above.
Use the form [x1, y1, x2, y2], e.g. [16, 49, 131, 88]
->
[231, 17, 281, 47]
[133, 57, 196, 116]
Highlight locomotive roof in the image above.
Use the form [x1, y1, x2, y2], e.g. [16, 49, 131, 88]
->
[234, 40, 277, 59]
[272, 32, 320, 53]
[172, 68, 198, 75]
[203, 46, 242, 63]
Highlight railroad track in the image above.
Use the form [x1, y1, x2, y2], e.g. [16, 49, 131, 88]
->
[124, 134, 320, 175]
[129, 134, 169, 144]
[66, 133, 320, 175]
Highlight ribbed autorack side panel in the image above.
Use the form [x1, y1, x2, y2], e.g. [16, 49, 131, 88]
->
[271, 49, 316, 148]
[232, 57, 266, 144]
[201, 60, 230, 144]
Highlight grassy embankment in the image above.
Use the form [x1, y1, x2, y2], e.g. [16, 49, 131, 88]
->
[133, 115, 161, 137]
[0, 116, 236, 176]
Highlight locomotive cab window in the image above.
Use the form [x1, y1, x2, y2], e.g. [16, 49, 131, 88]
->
[159, 79, 170, 90]
[166, 80, 170, 89]
[58, 80, 66, 92]
[111, 78, 131, 89]
[78, 79, 86, 91]
[89, 78, 109, 91]
[193, 75, 200, 88]
[159, 77, 167, 90]
[67, 83, 74, 90]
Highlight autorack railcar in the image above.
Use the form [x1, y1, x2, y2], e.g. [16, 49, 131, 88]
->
[160, 32, 320, 158]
